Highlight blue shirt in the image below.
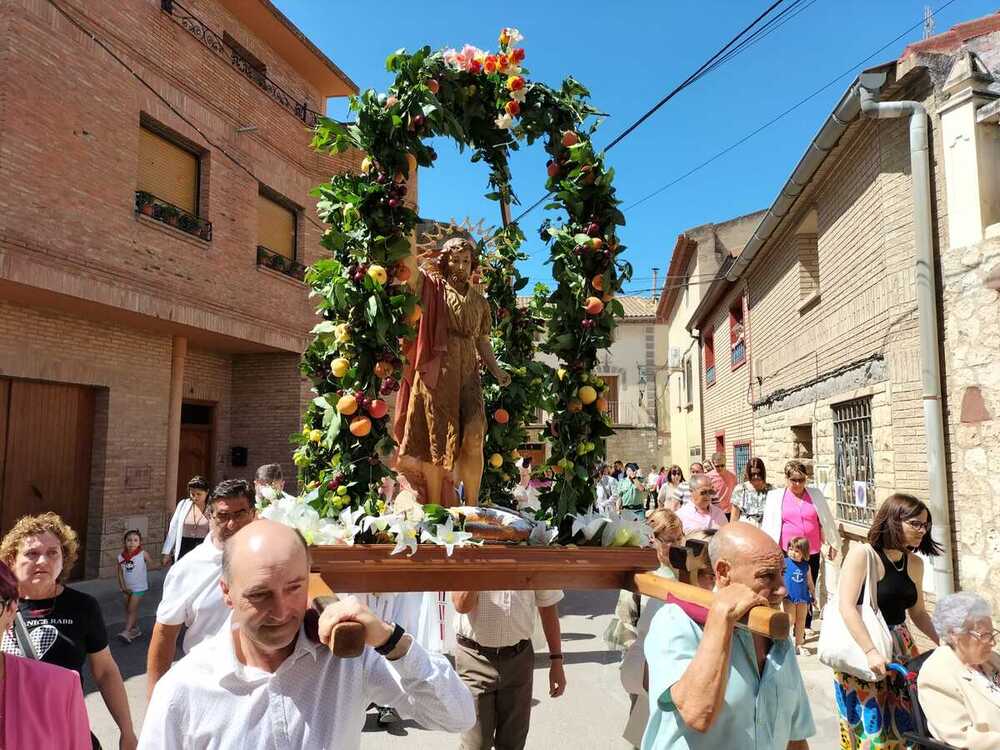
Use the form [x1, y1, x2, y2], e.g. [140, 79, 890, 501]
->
[642, 603, 815, 750]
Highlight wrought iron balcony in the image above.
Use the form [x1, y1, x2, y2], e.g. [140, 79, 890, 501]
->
[160, 0, 322, 128]
[257, 245, 306, 281]
[731, 340, 746, 369]
[135, 191, 212, 241]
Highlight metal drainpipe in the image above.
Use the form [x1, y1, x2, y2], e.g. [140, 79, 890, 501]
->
[859, 72, 955, 597]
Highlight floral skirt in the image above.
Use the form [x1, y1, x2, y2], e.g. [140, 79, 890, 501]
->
[834, 623, 919, 749]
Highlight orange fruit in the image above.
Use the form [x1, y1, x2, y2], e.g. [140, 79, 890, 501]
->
[494, 408, 510, 424]
[337, 394, 358, 415]
[595, 397, 609, 413]
[591, 275, 604, 292]
[584, 297, 604, 316]
[349, 416, 372, 437]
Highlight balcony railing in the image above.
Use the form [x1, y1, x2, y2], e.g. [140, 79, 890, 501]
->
[257, 245, 306, 281]
[731, 340, 746, 369]
[160, 0, 322, 128]
[135, 191, 212, 241]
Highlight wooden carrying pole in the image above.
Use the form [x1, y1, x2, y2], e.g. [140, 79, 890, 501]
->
[634, 573, 790, 641]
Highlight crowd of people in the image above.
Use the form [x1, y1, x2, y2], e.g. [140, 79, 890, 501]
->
[0, 456, 997, 749]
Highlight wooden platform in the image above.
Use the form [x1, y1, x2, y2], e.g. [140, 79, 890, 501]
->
[311, 544, 659, 592]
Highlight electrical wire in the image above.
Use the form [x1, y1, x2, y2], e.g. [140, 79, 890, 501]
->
[624, 0, 961, 212]
[508, 0, 816, 226]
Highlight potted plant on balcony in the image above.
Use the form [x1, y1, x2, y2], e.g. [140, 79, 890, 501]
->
[160, 204, 180, 228]
[136, 191, 156, 217]
[177, 213, 197, 235]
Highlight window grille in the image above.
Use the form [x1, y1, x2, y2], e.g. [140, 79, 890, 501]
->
[733, 443, 751, 480]
[833, 397, 876, 524]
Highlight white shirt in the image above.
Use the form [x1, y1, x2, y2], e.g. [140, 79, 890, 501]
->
[138, 616, 475, 750]
[155, 535, 227, 653]
[117, 551, 149, 593]
[162, 497, 193, 560]
[455, 590, 563, 648]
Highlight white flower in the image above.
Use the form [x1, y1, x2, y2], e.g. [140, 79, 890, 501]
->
[528, 522, 558, 546]
[501, 27, 524, 46]
[600, 511, 652, 548]
[389, 518, 421, 557]
[421, 517, 473, 556]
[361, 513, 394, 535]
[495, 113, 514, 130]
[313, 507, 364, 546]
[257, 485, 280, 506]
[260, 496, 321, 541]
[510, 87, 526, 103]
[571, 510, 607, 542]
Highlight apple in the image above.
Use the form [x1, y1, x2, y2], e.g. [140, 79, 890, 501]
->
[367, 265, 388, 285]
[367, 399, 388, 419]
[337, 394, 358, 416]
[561, 131, 579, 147]
[584, 297, 604, 315]
[547, 161, 560, 178]
[426, 78, 440, 94]
[590, 237, 604, 250]
[330, 358, 350, 378]
[494, 408, 510, 424]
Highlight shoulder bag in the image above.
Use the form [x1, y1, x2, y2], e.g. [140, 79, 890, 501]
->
[818, 543, 893, 681]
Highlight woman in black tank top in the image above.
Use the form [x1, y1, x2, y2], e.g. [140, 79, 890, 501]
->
[833, 493, 943, 750]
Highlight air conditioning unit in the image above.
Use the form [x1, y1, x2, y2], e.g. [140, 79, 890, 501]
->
[668, 346, 682, 369]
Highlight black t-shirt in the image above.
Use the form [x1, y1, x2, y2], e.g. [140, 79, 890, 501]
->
[1, 586, 108, 674]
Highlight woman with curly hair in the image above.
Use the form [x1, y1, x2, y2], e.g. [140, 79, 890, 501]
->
[394, 236, 510, 506]
[0, 513, 136, 749]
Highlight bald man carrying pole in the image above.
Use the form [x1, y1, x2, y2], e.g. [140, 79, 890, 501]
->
[641, 522, 815, 750]
[139, 520, 475, 749]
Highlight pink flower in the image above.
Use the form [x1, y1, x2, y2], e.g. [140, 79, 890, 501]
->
[445, 44, 485, 72]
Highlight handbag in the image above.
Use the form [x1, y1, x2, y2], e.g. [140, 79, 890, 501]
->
[818, 543, 894, 681]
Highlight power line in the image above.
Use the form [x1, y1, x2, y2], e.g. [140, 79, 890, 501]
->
[624, 0, 961, 212]
[509, 0, 815, 225]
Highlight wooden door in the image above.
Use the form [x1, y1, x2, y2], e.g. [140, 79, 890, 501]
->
[0, 379, 95, 579]
[177, 426, 212, 501]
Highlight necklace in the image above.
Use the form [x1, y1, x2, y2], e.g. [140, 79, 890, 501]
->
[886, 550, 907, 572]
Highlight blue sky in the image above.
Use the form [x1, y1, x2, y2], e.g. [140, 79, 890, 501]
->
[277, 0, 996, 294]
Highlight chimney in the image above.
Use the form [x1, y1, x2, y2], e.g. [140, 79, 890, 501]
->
[651, 267, 660, 299]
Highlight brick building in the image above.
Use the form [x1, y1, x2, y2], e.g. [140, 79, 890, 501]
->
[0, 0, 363, 577]
[654, 211, 764, 474]
[677, 14, 1000, 609]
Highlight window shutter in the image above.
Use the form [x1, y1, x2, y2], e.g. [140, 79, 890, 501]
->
[258, 192, 297, 259]
[705, 332, 715, 369]
[138, 127, 198, 214]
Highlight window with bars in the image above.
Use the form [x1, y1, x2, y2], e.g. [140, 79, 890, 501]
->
[730, 298, 746, 370]
[833, 397, 876, 524]
[733, 442, 751, 480]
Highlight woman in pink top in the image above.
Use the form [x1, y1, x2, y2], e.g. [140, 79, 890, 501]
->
[0, 560, 91, 749]
[762, 460, 840, 630]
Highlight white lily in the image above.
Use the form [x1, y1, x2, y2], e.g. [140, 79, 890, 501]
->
[389, 518, 421, 557]
[257, 485, 279, 506]
[528, 522, 558, 546]
[495, 113, 514, 130]
[600, 511, 652, 548]
[510, 87, 526, 103]
[260, 496, 321, 540]
[571, 510, 607, 542]
[421, 517, 473, 556]
[361, 513, 394, 535]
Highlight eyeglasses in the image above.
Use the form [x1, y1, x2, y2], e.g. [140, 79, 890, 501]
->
[212, 508, 252, 524]
[968, 629, 1000, 645]
[669, 471, 682, 476]
[904, 519, 930, 532]
[788, 476, 807, 484]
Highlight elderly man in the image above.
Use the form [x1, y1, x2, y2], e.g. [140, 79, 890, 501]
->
[676, 475, 728, 534]
[140, 520, 474, 749]
[707, 452, 738, 519]
[642, 523, 815, 749]
[146, 478, 256, 698]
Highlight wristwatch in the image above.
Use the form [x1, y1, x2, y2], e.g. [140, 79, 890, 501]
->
[375, 622, 406, 656]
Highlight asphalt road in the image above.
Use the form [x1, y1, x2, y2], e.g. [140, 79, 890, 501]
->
[80, 580, 839, 749]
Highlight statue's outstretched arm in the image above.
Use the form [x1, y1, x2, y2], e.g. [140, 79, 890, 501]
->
[476, 337, 510, 386]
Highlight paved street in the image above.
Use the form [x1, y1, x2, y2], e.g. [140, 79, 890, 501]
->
[80, 583, 839, 748]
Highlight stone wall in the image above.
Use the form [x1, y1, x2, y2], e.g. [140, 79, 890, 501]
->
[605, 427, 660, 472]
[940, 236, 1000, 613]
